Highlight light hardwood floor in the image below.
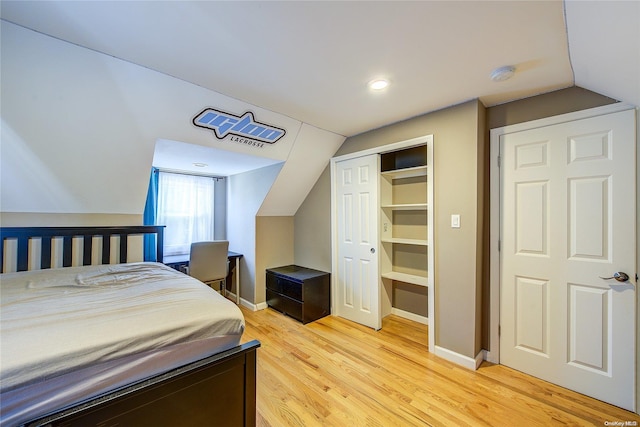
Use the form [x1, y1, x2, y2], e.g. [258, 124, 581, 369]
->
[240, 307, 640, 426]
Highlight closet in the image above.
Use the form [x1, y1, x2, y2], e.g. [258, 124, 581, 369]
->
[332, 135, 434, 341]
[379, 143, 433, 324]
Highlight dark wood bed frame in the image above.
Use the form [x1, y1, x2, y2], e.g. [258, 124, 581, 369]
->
[0, 226, 260, 427]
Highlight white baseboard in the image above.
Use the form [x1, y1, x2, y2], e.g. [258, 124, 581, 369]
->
[237, 298, 266, 311]
[223, 290, 267, 311]
[254, 301, 268, 311]
[390, 307, 428, 325]
[484, 349, 499, 364]
[474, 350, 484, 369]
[434, 345, 484, 370]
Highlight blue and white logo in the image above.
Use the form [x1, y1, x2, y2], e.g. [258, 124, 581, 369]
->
[193, 108, 286, 144]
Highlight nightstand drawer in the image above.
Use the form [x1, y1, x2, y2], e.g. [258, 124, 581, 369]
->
[266, 289, 303, 322]
[266, 272, 281, 292]
[282, 280, 302, 301]
[267, 272, 303, 301]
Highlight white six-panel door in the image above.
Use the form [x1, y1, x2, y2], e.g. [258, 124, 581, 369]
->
[500, 109, 636, 410]
[335, 154, 380, 330]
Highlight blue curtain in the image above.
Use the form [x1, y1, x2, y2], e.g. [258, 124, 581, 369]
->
[143, 168, 159, 261]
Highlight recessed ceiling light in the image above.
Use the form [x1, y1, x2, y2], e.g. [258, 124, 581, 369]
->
[368, 79, 390, 90]
[490, 65, 516, 82]
[193, 162, 208, 168]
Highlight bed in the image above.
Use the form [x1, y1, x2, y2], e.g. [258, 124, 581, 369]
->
[0, 226, 260, 426]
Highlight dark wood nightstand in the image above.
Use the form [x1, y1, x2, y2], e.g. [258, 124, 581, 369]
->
[266, 265, 330, 324]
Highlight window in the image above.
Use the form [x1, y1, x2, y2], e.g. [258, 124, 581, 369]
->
[156, 172, 215, 257]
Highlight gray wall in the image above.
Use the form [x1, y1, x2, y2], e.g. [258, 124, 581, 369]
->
[256, 216, 295, 303]
[295, 99, 485, 358]
[487, 86, 617, 129]
[294, 167, 333, 272]
[294, 86, 621, 360]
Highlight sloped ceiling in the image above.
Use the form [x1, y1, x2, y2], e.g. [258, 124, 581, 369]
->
[1, 1, 638, 218]
[565, 0, 639, 111]
[4, 0, 636, 139]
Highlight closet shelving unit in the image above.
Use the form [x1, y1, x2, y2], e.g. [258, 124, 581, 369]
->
[379, 145, 432, 321]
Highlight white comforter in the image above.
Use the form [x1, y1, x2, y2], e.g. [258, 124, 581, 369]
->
[0, 262, 244, 395]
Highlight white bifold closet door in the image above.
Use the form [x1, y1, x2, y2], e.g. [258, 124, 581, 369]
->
[334, 154, 381, 330]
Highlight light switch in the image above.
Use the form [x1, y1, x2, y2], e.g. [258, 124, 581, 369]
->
[451, 214, 461, 228]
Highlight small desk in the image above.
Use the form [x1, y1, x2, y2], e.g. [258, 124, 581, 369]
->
[164, 252, 243, 305]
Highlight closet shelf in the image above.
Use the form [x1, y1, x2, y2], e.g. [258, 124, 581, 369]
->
[381, 165, 427, 179]
[381, 203, 428, 210]
[381, 271, 428, 287]
[380, 237, 428, 246]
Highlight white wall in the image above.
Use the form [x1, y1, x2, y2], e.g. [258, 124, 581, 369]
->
[259, 123, 345, 215]
[227, 163, 283, 304]
[0, 22, 305, 216]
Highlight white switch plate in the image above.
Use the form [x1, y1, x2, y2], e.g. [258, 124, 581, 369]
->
[451, 214, 460, 228]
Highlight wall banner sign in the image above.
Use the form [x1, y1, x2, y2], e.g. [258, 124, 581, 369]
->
[193, 108, 286, 148]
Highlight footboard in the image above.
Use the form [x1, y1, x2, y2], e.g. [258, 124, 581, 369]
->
[26, 340, 260, 426]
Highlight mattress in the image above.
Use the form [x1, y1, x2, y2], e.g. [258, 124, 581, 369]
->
[0, 262, 245, 426]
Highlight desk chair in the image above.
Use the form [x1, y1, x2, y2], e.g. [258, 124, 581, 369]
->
[189, 241, 229, 295]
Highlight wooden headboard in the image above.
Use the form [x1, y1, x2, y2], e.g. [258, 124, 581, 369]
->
[0, 226, 165, 273]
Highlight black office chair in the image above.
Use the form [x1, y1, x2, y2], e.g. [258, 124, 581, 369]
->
[188, 241, 229, 295]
